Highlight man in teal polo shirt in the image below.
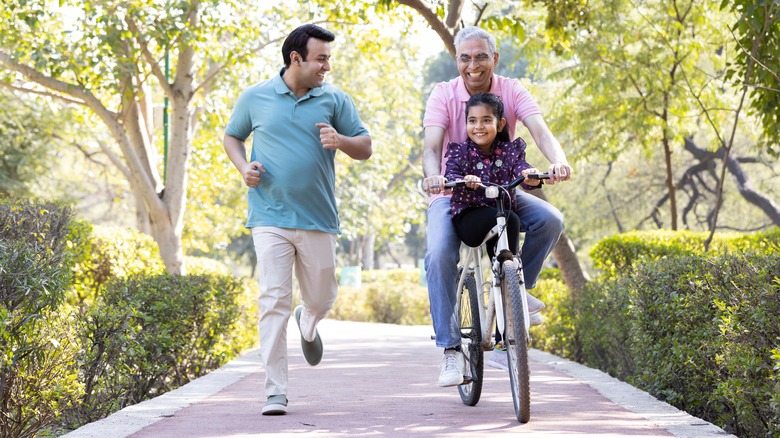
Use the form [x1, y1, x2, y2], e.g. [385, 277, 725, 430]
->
[224, 23, 371, 416]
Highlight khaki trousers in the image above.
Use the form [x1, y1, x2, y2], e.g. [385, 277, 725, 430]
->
[251, 226, 338, 396]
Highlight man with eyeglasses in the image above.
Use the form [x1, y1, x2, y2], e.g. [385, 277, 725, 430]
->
[421, 26, 573, 387]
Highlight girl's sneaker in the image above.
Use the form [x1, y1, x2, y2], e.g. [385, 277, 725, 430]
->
[485, 343, 508, 371]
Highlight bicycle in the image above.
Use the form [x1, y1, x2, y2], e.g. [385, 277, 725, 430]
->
[442, 172, 549, 423]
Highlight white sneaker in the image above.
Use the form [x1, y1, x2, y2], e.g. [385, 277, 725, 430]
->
[527, 292, 546, 313]
[486, 346, 508, 371]
[529, 311, 544, 326]
[437, 349, 465, 387]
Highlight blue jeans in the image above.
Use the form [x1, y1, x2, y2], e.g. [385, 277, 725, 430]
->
[424, 193, 564, 348]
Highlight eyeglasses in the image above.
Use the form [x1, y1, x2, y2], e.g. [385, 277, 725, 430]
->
[458, 54, 492, 65]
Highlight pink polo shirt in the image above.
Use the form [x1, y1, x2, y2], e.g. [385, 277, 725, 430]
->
[423, 74, 542, 202]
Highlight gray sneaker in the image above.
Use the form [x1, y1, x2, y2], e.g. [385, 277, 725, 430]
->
[262, 394, 288, 415]
[294, 305, 323, 366]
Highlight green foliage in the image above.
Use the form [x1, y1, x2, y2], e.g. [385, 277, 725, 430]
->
[330, 268, 431, 325]
[62, 273, 257, 427]
[590, 228, 780, 276]
[0, 198, 74, 316]
[528, 274, 577, 358]
[0, 90, 63, 197]
[1, 196, 258, 434]
[541, 229, 780, 437]
[0, 198, 83, 437]
[68, 224, 166, 305]
[722, 0, 780, 154]
[628, 254, 780, 437]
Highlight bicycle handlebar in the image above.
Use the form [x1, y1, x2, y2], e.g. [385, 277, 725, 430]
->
[441, 172, 550, 189]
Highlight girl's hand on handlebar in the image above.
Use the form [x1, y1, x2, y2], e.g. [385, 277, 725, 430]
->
[521, 168, 542, 187]
[546, 162, 573, 184]
[424, 175, 449, 195]
[464, 174, 481, 190]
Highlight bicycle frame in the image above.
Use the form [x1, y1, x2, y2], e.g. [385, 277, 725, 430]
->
[444, 172, 550, 422]
[454, 189, 532, 351]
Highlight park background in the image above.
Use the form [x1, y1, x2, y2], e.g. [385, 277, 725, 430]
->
[0, 0, 778, 437]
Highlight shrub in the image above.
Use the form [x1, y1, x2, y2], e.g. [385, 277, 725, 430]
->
[627, 253, 780, 437]
[62, 273, 257, 426]
[528, 274, 576, 358]
[330, 268, 431, 325]
[589, 228, 780, 276]
[543, 230, 779, 437]
[68, 225, 165, 306]
[0, 198, 83, 437]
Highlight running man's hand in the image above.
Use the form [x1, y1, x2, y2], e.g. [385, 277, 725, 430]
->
[546, 162, 573, 184]
[243, 161, 265, 188]
[316, 123, 343, 151]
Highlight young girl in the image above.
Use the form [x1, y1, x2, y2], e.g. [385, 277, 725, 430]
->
[444, 92, 542, 259]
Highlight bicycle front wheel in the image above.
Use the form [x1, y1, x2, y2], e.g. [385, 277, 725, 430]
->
[501, 259, 530, 423]
[457, 268, 483, 406]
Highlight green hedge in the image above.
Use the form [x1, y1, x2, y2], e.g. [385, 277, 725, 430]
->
[68, 223, 166, 306]
[0, 198, 83, 437]
[539, 228, 780, 437]
[330, 268, 431, 325]
[2, 197, 258, 436]
[61, 273, 256, 427]
[628, 254, 779, 437]
[589, 228, 780, 276]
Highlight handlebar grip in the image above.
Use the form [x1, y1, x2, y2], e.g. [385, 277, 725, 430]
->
[525, 172, 551, 180]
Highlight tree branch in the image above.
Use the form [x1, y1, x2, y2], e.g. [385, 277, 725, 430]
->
[96, 139, 132, 181]
[394, 0, 456, 57]
[445, 0, 464, 28]
[0, 81, 86, 106]
[194, 36, 285, 97]
[0, 50, 117, 121]
[125, 16, 173, 98]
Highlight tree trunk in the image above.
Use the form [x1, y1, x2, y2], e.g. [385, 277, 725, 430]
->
[133, 190, 151, 234]
[683, 137, 780, 227]
[530, 189, 590, 293]
[149, 215, 184, 275]
[661, 113, 678, 230]
[361, 233, 375, 270]
[551, 229, 591, 293]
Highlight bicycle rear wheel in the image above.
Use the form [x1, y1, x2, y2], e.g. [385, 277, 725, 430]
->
[501, 259, 530, 423]
[457, 268, 483, 406]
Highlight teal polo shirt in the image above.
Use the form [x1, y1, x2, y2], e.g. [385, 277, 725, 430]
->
[226, 70, 369, 234]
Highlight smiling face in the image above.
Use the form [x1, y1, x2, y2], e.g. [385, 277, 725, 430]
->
[296, 38, 331, 89]
[467, 103, 506, 152]
[456, 37, 499, 95]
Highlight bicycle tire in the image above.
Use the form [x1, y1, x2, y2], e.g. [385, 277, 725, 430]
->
[501, 259, 531, 423]
[457, 268, 483, 406]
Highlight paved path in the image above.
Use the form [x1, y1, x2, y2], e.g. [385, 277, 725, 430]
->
[64, 320, 735, 438]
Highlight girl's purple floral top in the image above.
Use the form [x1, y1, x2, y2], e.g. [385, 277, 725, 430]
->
[444, 137, 537, 217]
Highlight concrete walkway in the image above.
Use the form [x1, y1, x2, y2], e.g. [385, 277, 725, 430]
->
[63, 320, 735, 438]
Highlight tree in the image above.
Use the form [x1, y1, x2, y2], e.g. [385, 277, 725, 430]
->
[0, 89, 65, 197]
[542, 0, 779, 239]
[0, 1, 293, 274]
[723, 0, 780, 154]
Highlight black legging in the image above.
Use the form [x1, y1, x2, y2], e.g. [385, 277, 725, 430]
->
[453, 206, 520, 259]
